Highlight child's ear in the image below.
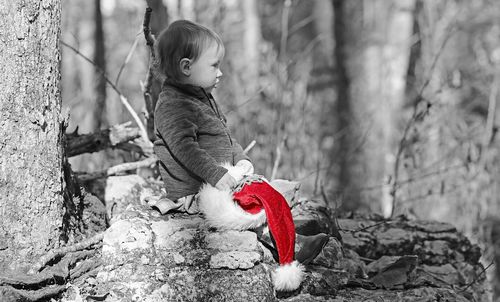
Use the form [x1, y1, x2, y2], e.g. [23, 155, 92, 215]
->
[180, 58, 191, 77]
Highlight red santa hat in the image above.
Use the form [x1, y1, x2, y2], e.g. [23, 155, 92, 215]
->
[198, 163, 304, 292]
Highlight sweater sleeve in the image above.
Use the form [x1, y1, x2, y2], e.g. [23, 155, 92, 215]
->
[156, 99, 228, 186]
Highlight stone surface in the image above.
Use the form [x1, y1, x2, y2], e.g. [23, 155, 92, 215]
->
[74, 176, 489, 302]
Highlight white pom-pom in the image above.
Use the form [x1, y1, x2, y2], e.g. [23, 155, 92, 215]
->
[272, 261, 304, 291]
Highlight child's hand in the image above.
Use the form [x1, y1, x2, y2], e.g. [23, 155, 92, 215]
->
[236, 160, 254, 175]
[215, 172, 237, 191]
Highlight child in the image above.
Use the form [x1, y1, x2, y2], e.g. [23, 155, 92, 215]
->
[153, 19, 252, 213]
[153, 20, 329, 291]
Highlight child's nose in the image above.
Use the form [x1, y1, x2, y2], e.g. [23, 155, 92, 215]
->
[217, 69, 223, 78]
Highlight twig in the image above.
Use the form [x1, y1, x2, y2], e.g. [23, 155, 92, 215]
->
[141, 6, 165, 140]
[459, 260, 493, 292]
[313, 157, 321, 195]
[76, 156, 158, 182]
[115, 32, 141, 85]
[484, 74, 498, 148]
[341, 220, 391, 233]
[28, 233, 104, 274]
[279, 0, 292, 62]
[320, 182, 331, 206]
[288, 14, 314, 36]
[223, 85, 269, 115]
[270, 135, 287, 181]
[243, 140, 256, 154]
[143, 7, 156, 49]
[61, 41, 151, 145]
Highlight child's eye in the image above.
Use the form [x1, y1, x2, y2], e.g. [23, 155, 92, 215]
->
[212, 63, 219, 68]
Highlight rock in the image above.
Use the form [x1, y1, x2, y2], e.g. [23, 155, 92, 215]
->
[292, 199, 336, 236]
[369, 255, 418, 289]
[269, 179, 300, 207]
[87, 178, 488, 302]
[311, 237, 343, 268]
[335, 287, 471, 302]
[95, 205, 275, 301]
[366, 256, 401, 275]
[84, 175, 164, 222]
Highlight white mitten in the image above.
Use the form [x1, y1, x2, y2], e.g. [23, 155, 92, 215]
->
[235, 159, 254, 175]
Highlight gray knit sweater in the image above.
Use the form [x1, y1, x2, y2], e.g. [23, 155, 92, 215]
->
[153, 80, 250, 201]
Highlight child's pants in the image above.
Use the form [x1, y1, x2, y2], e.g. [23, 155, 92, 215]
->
[148, 194, 199, 215]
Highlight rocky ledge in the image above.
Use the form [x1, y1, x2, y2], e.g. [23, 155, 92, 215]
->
[66, 175, 490, 301]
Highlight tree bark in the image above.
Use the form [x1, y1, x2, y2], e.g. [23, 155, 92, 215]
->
[0, 0, 64, 271]
[145, 0, 169, 141]
[332, 0, 415, 212]
[92, 0, 106, 130]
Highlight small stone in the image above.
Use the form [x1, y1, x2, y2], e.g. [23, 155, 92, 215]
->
[173, 253, 185, 264]
[155, 269, 166, 282]
[141, 255, 150, 264]
[96, 271, 108, 283]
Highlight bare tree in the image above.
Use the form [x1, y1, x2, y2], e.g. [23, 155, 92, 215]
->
[91, 0, 107, 130]
[0, 0, 65, 271]
[332, 0, 415, 212]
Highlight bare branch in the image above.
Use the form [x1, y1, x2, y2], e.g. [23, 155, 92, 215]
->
[459, 260, 493, 292]
[60, 41, 151, 145]
[390, 14, 459, 218]
[270, 135, 287, 181]
[65, 122, 143, 157]
[76, 156, 158, 182]
[484, 74, 499, 148]
[115, 32, 141, 85]
[279, 0, 292, 62]
[143, 6, 155, 49]
[243, 140, 256, 154]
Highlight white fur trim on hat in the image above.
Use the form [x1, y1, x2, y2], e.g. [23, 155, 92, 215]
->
[198, 163, 267, 230]
[198, 184, 266, 230]
[272, 261, 304, 292]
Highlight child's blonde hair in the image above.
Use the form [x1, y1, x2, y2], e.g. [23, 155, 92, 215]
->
[155, 20, 225, 81]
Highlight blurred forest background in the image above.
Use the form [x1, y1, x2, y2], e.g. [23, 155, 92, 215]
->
[60, 0, 500, 298]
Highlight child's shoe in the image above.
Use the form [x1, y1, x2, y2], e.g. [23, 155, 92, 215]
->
[295, 233, 330, 264]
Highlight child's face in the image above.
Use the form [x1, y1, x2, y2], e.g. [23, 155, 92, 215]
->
[185, 42, 223, 93]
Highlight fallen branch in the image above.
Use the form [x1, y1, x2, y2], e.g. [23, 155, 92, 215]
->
[340, 220, 391, 233]
[66, 122, 143, 157]
[76, 156, 158, 182]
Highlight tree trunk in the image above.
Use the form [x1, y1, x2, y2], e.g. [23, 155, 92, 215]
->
[145, 0, 169, 141]
[92, 0, 106, 130]
[332, 0, 415, 212]
[0, 0, 64, 272]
